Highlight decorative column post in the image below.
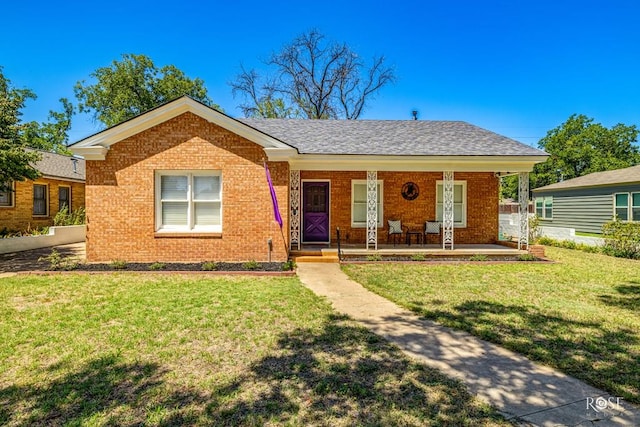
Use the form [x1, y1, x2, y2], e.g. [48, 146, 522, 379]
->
[290, 169, 301, 250]
[518, 172, 529, 250]
[366, 170, 378, 250]
[442, 170, 454, 250]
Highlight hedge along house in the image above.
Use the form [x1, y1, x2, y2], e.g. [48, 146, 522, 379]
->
[70, 97, 547, 263]
[532, 165, 640, 234]
[0, 150, 85, 233]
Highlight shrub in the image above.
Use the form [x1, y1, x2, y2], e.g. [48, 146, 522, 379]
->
[517, 253, 537, 261]
[529, 214, 541, 243]
[366, 254, 383, 261]
[53, 206, 86, 226]
[201, 261, 218, 271]
[282, 260, 296, 271]
[410, 254, 426, 261]
[243, 260, 260, 270]
[469, 254, 489, 261]
[38, 249, 78, 271]
[110, 259, 127, 270]
[602, 220, 640, 259]
[149, 262, 166, 271]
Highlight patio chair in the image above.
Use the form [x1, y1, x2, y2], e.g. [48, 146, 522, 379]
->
[424, 221, 442, 244]
[387, 219, 407, 246]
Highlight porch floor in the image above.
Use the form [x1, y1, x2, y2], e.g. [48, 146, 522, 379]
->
[291, 243, 526, 260]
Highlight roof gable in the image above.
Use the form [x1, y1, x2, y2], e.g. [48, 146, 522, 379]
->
[533, 165, 640, 192]
[70, 97, 296, 160]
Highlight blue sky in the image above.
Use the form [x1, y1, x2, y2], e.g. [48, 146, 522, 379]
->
[2, 0, 640, 146]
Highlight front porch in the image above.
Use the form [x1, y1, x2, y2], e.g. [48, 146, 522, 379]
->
[291, 243, 527, 263]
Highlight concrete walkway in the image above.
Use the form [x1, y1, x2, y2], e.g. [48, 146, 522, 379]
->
[297, 263, 640, 426]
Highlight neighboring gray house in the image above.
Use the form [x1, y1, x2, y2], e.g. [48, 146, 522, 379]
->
[532, 165, 640, 234]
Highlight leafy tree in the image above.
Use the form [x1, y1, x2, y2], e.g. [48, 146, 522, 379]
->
[75, 54, 218, 127]
[0, 67, 41, 187]
[502, 115, 640, 199]
[22, 97, 74, 154]
[231, 29, 395, 119]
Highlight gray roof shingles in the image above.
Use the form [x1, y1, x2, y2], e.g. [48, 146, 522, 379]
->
[32, 150, 86, 181]
[239, 118, 547, 156]
[533, 164, 640, 192]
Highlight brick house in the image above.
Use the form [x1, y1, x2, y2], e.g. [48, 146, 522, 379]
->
[0, 151, 85, 233]
[70, 97, 547, 262]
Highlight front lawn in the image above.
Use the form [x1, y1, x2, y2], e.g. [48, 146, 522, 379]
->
[342, 247, 640, 403]
[0, 274, 506, 426]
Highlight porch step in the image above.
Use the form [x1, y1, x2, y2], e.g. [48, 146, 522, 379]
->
[293, 248, 340, 263]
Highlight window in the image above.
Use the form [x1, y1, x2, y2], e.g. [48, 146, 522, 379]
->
[33, 184, 48, 216]
[351, 180, 383, 227]
[156, 171, 221, 232]
[59, 186, 71, 212]
[535, 196, 553, 219]
[0, 182, 13, 207]
[614, 192, 640, 221]
[436, 181, 467, 227]
[535, 198, 543, 217]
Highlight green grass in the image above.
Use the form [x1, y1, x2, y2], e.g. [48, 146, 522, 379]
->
[0, 274, 507, 426]
[342, 246, 640, 403]
[575, 231, 602, 238]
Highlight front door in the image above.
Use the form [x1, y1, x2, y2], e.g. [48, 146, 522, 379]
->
[303, 182, 329, 242]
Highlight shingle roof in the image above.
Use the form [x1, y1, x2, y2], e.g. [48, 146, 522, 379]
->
[32, 150, 86, 181]
[533, 164, 640, 192]
[239, 118, 547, 156]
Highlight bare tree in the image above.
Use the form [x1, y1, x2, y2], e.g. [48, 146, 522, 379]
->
[231, 30, 395, 119]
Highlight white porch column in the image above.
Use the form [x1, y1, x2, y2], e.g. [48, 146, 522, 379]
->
[442, 170, 454, 250]
[366, 170, 378, 250]
[290, 169, 301, 250]
[518, 172, 529, 250]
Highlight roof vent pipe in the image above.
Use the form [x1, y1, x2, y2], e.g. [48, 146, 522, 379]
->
[72, 158, 78, 174]
[411, 110, 418, 120]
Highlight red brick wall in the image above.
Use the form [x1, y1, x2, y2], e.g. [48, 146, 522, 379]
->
[300, 171, 499, 244]
[0, 178, 85, 232]
[85, 112, 289, 262]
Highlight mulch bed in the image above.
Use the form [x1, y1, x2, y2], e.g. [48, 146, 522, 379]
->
[74, 262, 289, 272]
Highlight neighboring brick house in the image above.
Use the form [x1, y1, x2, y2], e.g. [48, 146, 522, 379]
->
[71, 97, 547, 262]
[0, 151, 85, 232]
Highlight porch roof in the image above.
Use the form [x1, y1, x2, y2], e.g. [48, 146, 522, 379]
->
[240, 118, 547, 157]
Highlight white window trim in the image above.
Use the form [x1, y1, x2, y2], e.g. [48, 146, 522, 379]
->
[58, 185, 72, 213]
[614, 192, 640, 222]
[534, 196, 553, 219]
[436, 180, 467, 228]
[351, 179, 383, 228]
[0, 181, 14, 208]
[155, 171, 222, 233]
[633, 192, 640, 222]
[33, 183, 49, 217]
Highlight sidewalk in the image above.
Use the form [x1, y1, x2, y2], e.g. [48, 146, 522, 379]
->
[296, 263, 640, 426]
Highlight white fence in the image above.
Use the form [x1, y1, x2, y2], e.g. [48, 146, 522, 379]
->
[0, 225, 86, 254]
[499, 214, 604, 247]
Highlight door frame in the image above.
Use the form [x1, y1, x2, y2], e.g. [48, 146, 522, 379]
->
[301, 179, 331, 244]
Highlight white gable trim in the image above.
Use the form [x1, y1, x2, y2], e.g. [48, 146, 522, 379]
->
[70, 97, 296, 160]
